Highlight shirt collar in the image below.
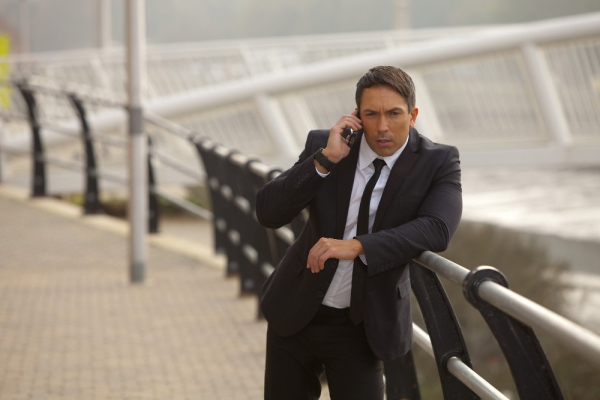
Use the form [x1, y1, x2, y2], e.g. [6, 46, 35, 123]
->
[357, 134, 410, 171]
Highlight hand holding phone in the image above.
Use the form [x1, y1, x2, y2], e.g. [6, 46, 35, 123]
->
[323, 110, 362, 164]
[342, 128, 358, 148]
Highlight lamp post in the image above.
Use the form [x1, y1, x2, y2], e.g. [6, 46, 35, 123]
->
[125, 0, 147, 283]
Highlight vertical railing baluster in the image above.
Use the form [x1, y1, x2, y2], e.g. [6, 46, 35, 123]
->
[384, 350, 421, 400]
[410, 261, 479, 399]
[16, 82, 46, 198]
[68, 94, 102, 214]
[463, 266, 564, 400]
[147, 136, 159, 233]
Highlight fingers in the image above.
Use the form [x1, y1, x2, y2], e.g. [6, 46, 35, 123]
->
[334, 113, 362, 133]
[306, 238, 362, 274]
[307, 238, 336, 273]
[307, 238, 326, 273]
[325, 112, 362, 162]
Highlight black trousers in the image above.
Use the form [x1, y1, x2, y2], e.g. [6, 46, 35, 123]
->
[264, 305, 384, 400]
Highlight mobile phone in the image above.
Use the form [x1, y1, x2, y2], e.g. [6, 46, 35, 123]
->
[342, 128, 358, 148]
[342, 111, 361, 147]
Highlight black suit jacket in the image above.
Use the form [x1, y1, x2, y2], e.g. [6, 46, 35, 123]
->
[256, 128, 462, 361]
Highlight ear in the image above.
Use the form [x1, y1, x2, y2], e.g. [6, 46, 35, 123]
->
[409, 107, 419, 127]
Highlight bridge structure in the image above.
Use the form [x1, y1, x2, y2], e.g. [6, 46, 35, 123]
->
[1, 11, 600, 399]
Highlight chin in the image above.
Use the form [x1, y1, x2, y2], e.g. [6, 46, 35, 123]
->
[376, 147, 399, 157]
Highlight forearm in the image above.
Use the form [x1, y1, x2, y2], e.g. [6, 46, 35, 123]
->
[357, 214, 453, 276]
[257, 118, 358, 228]
[256, 149, 324, 229]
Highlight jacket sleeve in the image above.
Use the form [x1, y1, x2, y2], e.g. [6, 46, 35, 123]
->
[255, 131, 328, 229]
[357, 145, 463, 276]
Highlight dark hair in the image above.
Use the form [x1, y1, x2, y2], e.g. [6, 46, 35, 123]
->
[355, 66, 416, 111]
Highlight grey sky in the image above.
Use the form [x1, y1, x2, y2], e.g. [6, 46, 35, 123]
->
[0, 0, 599, 52]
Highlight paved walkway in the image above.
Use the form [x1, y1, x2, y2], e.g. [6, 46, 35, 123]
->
[0, 187, 277, 399]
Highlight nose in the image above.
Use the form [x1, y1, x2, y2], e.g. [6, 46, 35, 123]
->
[377, 115, 388, 133]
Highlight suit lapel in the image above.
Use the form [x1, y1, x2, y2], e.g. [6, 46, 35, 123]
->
[373, 131, 420, 232]
[335, 134, 362, 239]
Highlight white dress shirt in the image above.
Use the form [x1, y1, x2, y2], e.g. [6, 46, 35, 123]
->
[318, 135, 409, 308]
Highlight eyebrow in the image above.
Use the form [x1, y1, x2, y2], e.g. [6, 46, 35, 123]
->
[363, 107, 404, 113]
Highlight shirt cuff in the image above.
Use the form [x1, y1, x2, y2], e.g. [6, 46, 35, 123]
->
[315, 166, 330, 178]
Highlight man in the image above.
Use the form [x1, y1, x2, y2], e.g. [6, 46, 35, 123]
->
[256, 66, 462, 399]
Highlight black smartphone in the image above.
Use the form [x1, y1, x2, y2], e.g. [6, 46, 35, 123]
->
[342, 128, 358, 148]
[342, 111, 361, 147]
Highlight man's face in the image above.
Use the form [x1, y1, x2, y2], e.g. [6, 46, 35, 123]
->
[359, 85, 418, 157]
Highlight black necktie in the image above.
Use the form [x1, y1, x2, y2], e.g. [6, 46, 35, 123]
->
[349, 158, 386, 325]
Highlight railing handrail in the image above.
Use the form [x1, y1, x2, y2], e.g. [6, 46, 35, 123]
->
[479, 280, 600, 366]
[412, 324, 509, 400]
[13, 77, 126, 108]
[415, 250, 600, 368]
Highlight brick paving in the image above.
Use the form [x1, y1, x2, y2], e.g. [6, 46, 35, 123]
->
[0, 193, 276, 399]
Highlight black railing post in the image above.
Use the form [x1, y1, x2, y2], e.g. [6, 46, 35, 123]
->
[16, 83, 46, 197]
[194, 139, 241, 276]
[384, 350, 421, 400]
[68, 94, 102, 214]
[226, 154, 262, 296]
[147, 136, 159, 234]
[410, 261, 479, 399]
[218, 148, 259, 288]
[463, 266, 564, 400]
[193, 138, 227, 255]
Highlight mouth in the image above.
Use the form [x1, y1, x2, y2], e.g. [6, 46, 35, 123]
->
[376, 139, 391, 146]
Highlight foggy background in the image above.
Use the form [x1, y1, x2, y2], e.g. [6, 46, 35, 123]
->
[1, 0, 600, 52]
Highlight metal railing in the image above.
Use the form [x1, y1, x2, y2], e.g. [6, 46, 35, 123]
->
[412, 325, 508, 400]
[0, 79, 212, 234]
[3, 81, 600, 399]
